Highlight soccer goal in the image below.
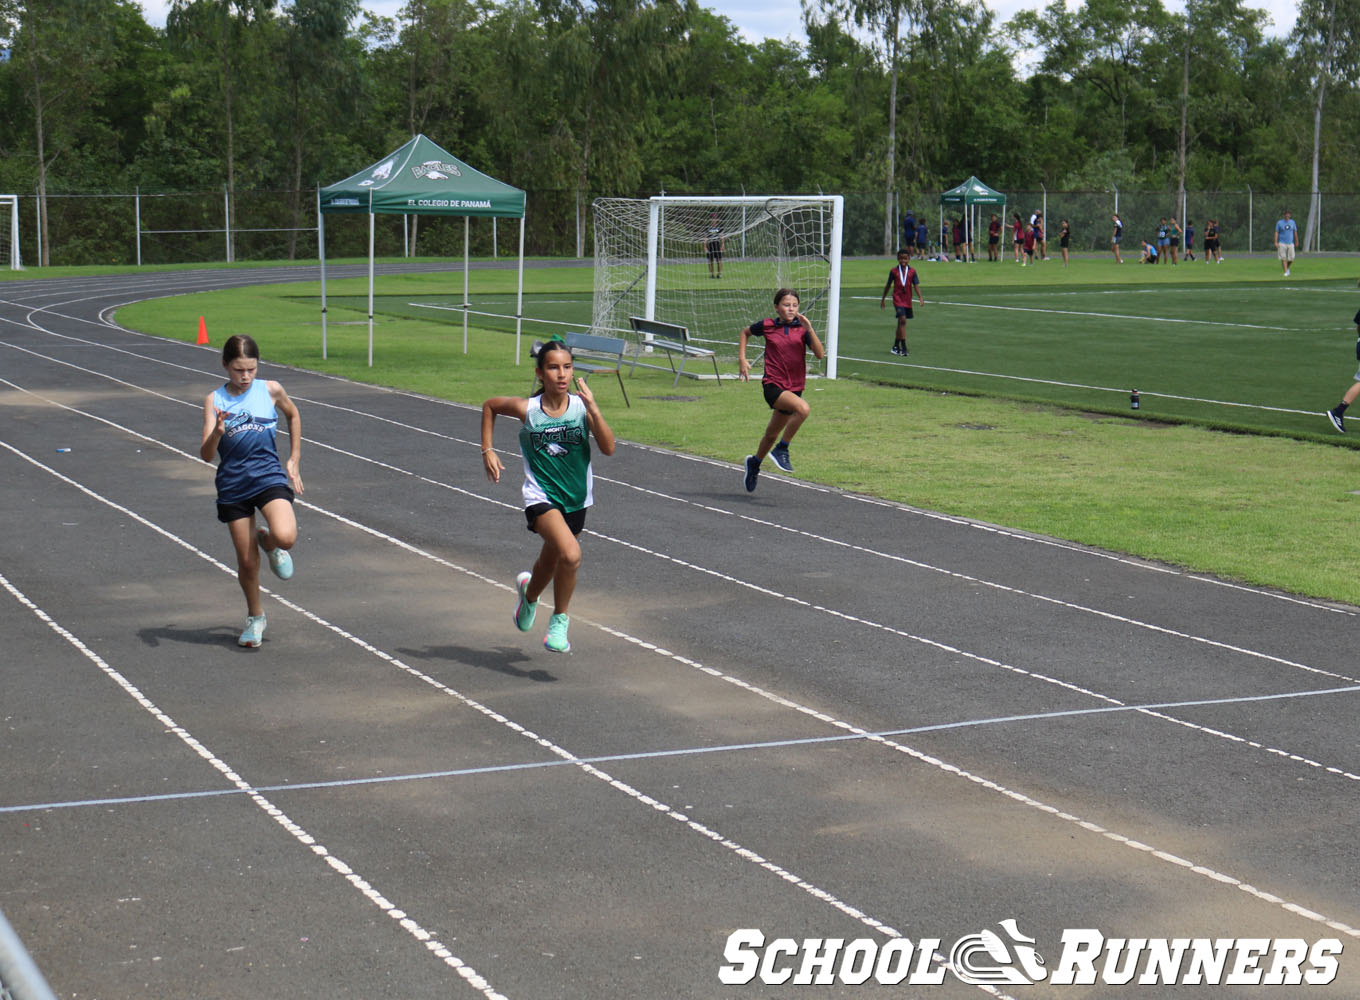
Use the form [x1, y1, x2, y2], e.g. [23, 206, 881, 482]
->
[592, 195, 843, 378]
[0, 195, 21, 270]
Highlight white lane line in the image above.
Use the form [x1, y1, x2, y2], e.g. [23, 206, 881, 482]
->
[5, 369, 1359, 791]
[5, 322, 1349, 624]
[0, 440, 1008, 995]
[8, 683, 1359, 816]
[0, 565, 508, 1000]
[4, 423, 1357, 946]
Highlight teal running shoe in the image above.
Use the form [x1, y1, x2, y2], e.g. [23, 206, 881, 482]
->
[238, 614, 266, 648]
[513, 572, 537, 632]
[544, 613, 570, 653]
[258, 528, 293, 580]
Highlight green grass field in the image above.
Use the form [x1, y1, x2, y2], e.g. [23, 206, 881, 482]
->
[105, 252, 1360, 605]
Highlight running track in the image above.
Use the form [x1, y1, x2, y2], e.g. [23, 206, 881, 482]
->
[2, 267, 1358, 998]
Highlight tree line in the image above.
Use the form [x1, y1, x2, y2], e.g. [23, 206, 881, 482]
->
[1, 0, 1357, 265]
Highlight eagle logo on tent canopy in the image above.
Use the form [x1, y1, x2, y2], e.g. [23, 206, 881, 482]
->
[412, 159, 463, 180]
[371, 159, 396, 180]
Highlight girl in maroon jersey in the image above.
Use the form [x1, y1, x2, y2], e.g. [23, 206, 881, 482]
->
[737, 289, 825, 491]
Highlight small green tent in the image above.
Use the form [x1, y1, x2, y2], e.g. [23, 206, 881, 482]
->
[939, 176, 1007, 260]
[318, 135, 528, 364]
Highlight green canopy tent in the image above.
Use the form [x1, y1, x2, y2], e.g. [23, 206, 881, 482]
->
[939, 176, 1007, 260]
[318, 134, 528, 365]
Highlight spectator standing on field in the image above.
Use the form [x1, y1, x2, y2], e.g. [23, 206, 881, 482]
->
[1204, 218, 1221, 262]
[1111, 213, 1124, 264]
[1275, 209, 1297, 276]
[705, 213, 725, 279]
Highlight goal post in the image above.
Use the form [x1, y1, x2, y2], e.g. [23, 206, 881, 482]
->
[592, 194, 843, 378]
[0, 196, 20, 271]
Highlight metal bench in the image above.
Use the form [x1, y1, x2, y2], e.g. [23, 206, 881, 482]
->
[627, 316, 721, 387]
[531, 332, 629, 407]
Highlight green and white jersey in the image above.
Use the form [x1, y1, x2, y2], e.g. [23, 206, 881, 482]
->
[519, 394, 593, 512]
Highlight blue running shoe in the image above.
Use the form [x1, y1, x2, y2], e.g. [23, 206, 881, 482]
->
[1327, 408, 1346, 434]
[770, 442, 794, 473]
[258, 529, 293, 580]
[544, 613, 570, 652]
[513, 571, 537, 632]
[238, 614, 266, 648]
[743, 455, 760, 492]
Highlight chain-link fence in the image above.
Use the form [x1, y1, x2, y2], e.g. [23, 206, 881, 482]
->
[6, 187, 1357, 268]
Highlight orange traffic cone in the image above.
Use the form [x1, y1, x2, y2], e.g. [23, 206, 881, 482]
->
[196, 316, 209, 345]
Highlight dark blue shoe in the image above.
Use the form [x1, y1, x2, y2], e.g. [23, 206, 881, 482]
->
[770, 443, 793, 473]
[1328, 408, 1346, 434]
[743, 455, 760, 492]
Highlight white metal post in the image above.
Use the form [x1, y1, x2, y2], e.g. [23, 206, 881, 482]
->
[515, 217, 525, 365]
[463, 216, 470, 354]
[825, 195, 843, 380]
[645, 199, 660, 322]
[317, 187, 328, 360]
[367, 193, 375, 367]
[135, 189, 142, 267]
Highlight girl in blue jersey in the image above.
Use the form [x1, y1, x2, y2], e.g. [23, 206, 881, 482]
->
[200, 334, 303, 648]
[481, 337, 616, 653]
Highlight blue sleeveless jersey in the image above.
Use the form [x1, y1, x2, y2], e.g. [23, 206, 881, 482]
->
[212, 379, 290, 503]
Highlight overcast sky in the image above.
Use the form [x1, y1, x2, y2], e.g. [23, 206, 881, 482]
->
[134, 0, 1299, 48]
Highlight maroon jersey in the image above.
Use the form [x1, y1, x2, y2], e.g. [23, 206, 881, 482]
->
[747, 318, 813, 392]
[887, 264, 919, 307]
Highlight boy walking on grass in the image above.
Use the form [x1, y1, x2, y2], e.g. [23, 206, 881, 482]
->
[880, 250, 925, 356]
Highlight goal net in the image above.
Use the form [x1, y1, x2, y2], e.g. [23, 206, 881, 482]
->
[592, 195, 843, 378]
[0, 196, 20, 270]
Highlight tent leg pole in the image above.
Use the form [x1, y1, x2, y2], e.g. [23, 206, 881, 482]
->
[516, 218, 525, 365]
[317, 188, 327, 360]
[368, 210, 375, 368]
[464, 216, 470, 354]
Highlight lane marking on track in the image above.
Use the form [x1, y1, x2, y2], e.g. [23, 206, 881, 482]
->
[3, 427, 1358, 946]
[0, 440, 1005, 995]
[5, 363, 1359, 789]
[9, 683, 1359, 815]
[0, 563, 509, 1000]
[6, 307, 1350, 622]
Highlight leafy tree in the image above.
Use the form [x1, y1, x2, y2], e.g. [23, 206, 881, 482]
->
[1010, 0, 1170, 153]
[271, 0, 360, 256]
[0, 0, 124, 264]
[1292, 0, 1360, 249]
[168, 0, 278, 260]
[536, 0, 695, 218]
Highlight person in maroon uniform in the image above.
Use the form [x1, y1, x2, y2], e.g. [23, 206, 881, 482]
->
[880, 249, 925, 356]
[737, 289, 826, 490]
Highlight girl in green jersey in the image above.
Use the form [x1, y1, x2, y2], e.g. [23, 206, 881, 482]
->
[482, 338, 616, 652]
